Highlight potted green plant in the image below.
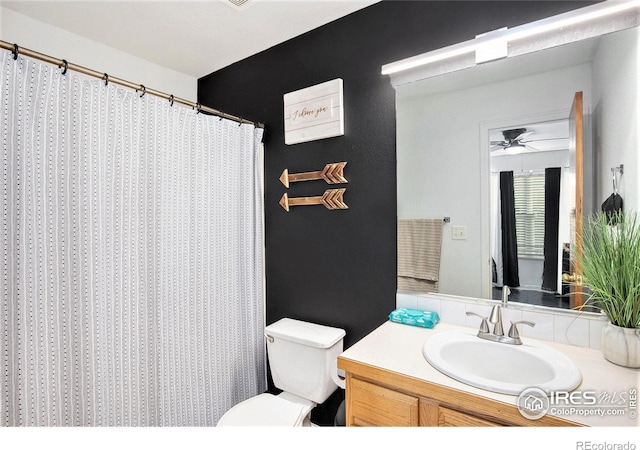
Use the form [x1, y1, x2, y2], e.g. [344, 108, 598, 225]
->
[577, 210, 640, 368]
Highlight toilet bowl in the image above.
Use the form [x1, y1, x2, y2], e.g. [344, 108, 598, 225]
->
[216, 392, 315, 426]
[217, 318, 346, 426]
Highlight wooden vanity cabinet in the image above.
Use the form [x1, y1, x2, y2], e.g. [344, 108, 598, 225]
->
[349, 377, 419, 426]
[339, 357, 580, 427]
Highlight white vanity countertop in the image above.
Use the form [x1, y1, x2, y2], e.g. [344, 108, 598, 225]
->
[339, 320, 639, 427]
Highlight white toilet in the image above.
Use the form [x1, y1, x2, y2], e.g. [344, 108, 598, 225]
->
[217, 317, 346, 426]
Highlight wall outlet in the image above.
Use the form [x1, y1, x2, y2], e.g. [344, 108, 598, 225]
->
[452, 226, 467, 240]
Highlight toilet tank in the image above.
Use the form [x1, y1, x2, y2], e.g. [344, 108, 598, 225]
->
[265, 318, 346, 404]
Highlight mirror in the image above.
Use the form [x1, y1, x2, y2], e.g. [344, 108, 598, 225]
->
[396, 26, 639, 310]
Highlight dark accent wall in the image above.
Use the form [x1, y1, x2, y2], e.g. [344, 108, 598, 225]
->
[198, 0, 594, 424]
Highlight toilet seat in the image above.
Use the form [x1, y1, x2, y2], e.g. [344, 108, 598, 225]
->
[217, 393, 315, 426]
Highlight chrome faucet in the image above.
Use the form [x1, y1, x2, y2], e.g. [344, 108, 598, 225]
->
[501, 285, 511, 307]
[467, 303, 535, 345]
[489, 304, 504, 336]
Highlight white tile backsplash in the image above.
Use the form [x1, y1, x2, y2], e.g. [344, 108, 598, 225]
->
[464, 303, 492, 329]
[501, 307, 523, 329]
[396, 293, 418, 309]
[439, 300, 467, 326]
[554, 314, 590, 347]
[589, 319, 607, 349]
[521, 310, 554, 341]
[396, 292, 608, 349]
[416, 295, 442, 315]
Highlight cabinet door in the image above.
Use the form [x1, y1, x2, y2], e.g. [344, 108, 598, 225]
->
[438, 406, 503, 427]
[420, 398, 503, 426]
[348, 378, 419, 426]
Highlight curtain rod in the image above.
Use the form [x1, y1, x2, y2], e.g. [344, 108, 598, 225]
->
[0, 40, 264, 129]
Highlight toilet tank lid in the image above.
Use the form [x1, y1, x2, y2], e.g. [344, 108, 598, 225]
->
[265, 318, 345, 349]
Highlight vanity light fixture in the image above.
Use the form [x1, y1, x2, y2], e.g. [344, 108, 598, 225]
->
[381, 0, 640, 76]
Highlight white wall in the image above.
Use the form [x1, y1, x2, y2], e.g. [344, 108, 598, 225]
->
[397, 63, 592, 298]
[0, 7, 196, 100]
[592, 27, 639, 213]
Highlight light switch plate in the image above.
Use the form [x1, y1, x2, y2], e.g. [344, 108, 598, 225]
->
[452, 226, 466, 240]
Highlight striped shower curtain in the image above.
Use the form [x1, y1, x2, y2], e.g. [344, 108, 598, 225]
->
[0, 49, 266, 426]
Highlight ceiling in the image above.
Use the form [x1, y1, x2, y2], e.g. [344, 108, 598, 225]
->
[1, 0, 379, 78]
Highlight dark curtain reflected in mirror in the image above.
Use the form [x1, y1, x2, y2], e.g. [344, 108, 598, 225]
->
[500, 171, 520, 288]
[542, 167, 561, 291]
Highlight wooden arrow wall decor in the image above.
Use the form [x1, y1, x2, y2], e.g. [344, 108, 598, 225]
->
[280, 162, 347, 188]
[279, 189, 348, 212]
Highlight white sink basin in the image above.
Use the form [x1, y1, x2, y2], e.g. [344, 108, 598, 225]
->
[422, 330, 582, 395]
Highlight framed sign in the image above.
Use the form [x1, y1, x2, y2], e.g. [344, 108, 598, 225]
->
[284, 78, 344, 145]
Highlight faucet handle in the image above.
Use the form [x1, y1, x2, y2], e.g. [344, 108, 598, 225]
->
[466, 311, 490, 333]
[507, 320, 535, 339]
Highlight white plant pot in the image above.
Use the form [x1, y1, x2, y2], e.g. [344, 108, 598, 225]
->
[601, 323, 640, 368]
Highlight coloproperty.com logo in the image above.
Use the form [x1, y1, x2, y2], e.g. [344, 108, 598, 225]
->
[517, 387, 637, 421]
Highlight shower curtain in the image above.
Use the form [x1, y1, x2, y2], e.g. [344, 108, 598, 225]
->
[0, 50, 266, 426]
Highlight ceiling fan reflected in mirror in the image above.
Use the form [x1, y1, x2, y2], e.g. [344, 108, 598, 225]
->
[490, 126, 568, 155]
[491, 128, 530, 154]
